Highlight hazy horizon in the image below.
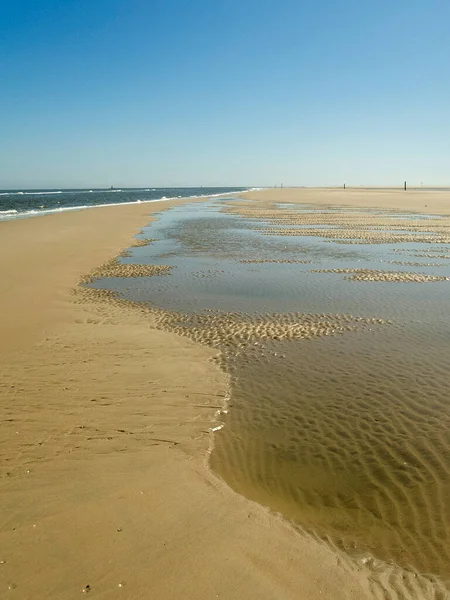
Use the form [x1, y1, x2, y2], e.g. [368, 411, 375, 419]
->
[3, 183, 450, 191]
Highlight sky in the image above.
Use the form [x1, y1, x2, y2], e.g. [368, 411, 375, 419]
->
[1, 0, 449, 188]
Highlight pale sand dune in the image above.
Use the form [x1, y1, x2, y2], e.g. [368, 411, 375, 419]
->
[0, 199, 385, 599]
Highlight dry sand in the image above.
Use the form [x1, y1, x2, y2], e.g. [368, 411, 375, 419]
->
[245, 187, 450, 214]
[0, 192, 445, 599]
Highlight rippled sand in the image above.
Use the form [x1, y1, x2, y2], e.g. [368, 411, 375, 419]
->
[261, 228, 450, 244]
[224, 199, 450, 245]
[208, 197, 450, 588]
[310, 268, 450, 282]
[80, 256, 172, 283]
[211, 325, 450, 585]
[239, 259, 313, 264]
[389, 261, 447, 267]
[119, 237, 155, 257]
[78, 282, 450, 596]
[85, 193, 450, 596]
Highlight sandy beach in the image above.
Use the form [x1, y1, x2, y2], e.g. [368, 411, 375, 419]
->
[1, 191, 448, 599]
[245, 187, 450, 215]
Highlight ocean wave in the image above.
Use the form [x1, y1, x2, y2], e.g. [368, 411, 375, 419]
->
[0, 190, 64, 196]
[23, 191, 63, 195]
[0, 205, 89, 221]
[0, 189, 250, 222]
[1, 187, 223, 197]
[0, 189, 126, 197]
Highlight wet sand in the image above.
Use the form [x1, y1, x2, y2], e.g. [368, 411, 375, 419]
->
[206, 188, 450, 594]
[0, 197, 387, 599]
[82, 188, 450, 596]
[212, 326, 450, 582]
[310, 268, 449, 282]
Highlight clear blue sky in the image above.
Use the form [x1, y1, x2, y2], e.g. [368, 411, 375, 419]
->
[1, 0, 449, 188]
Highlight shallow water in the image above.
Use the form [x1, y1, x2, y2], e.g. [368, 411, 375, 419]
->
[211, 324, 450, 579]
[91, 200, 450, 318]
[90, 197, 450, 588]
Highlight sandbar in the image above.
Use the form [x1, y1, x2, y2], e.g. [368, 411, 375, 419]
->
[1, 192, 444, 599]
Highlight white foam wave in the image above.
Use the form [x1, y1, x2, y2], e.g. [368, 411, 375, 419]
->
[24, 191, 63, 195]
[0, 209, 18, 214]
[0, 189, 250, 222]
[0, 188, 134, 197]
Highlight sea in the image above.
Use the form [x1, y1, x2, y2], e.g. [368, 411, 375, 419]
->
[0, 187, 249, 221]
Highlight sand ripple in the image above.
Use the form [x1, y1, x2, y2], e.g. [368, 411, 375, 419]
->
[154, 311, 387, 355]
[390, 261, 447, 267]
[311, 268, 450, 282]
[211, 326, 450, 590]
[119, 238, 154, 257]
[223, 200, 450, 245]
[74, 199, 450, 597]
[239, 259, 312, 264]
[260, 228, 450, 244]
[80, 257, 172, 284]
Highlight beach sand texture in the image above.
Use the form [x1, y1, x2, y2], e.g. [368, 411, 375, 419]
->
[244, 187, 450, 215]
[210, 190, 450, 584]
[0, 197, 393, 600]
[1, 190, 449, 599]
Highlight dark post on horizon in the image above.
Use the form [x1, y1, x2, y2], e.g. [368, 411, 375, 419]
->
[344, 183, 346, 189]
[404, 181, 407, 191]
